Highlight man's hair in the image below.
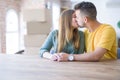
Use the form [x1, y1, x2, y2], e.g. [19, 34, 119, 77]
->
[74, 1, 97, 20]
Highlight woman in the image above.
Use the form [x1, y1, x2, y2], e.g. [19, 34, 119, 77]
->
[40, 9, 85, 61]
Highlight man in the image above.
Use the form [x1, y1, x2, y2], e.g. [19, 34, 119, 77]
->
[56, 1, 117, 62]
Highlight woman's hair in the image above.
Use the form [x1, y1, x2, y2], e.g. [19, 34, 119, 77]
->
[57, 9, 80, 52]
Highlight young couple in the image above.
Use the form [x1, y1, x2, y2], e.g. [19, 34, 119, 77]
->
[40, 1, 117, 62]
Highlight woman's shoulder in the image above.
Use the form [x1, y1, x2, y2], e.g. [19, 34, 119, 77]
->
[78, 30, 85, 39]
[50, 29, 58, 35]
[78, 30, 84, 35]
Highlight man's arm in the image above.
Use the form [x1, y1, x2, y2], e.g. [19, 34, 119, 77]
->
[57, 47, 107, 62]
[74, 47, 107, 61]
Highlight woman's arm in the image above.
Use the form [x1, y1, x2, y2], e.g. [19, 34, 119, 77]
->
[43, 52, 52, 59]
[43, 52, 59, 61]
[40, 30, 57, 58]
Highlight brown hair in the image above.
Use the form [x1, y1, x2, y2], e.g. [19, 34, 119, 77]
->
[57, 9, 80, 52]
[74, 1, 97, 20]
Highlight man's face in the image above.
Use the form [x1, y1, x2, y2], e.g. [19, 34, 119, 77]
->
[75, 10, 85, 28]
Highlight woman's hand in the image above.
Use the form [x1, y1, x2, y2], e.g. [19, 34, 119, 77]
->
[51, 53, 59, 61]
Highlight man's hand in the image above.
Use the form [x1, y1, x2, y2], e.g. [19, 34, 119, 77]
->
[57, 53, 69, 62]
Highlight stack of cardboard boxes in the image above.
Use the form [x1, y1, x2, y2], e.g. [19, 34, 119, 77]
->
[22, 0, 52, 55]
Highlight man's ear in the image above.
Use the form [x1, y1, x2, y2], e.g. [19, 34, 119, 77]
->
[84, 16, 88, 23]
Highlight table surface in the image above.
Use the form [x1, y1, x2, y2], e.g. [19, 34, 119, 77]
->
[0, 54, 120, 80]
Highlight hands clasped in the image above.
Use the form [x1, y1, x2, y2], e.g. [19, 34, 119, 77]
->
[51, 53, 69, 62]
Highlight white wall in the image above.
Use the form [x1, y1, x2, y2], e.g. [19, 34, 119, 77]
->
[91, 0, 120, 38]
[52, 0, 61, 30]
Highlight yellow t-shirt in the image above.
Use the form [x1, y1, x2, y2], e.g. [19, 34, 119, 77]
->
[84, 24, 117, 60]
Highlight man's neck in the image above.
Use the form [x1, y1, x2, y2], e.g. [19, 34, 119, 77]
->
[86, 20, 101, 32]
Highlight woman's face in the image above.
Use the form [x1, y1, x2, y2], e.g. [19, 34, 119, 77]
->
[72, 13, 79, 28]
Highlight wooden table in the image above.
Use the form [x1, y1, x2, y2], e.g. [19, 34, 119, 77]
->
[0, 54, 120, 80]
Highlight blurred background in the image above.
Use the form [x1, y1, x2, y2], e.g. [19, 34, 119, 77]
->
[0, 0, 120, 54]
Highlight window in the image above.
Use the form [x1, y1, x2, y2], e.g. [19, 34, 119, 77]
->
[6, 9, 19, 54]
